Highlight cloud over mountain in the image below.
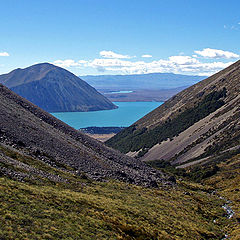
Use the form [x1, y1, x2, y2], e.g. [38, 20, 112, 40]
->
[53, 59, 87, 68]
[194, 48, 239, 59]
[99, 50, 134, 59]
[53, 48, 238, 76]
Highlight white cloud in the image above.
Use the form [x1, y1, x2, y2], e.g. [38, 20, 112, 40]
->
[231, 25, 238, 30]
[85, 56, 232, 76]
[88, 58, 136, 68]
[53, 59, 87, 68]
[168, 56, 199, 65]
[224, 24, 239, 30]
[99, 50, 134, 59]
[142, 54, 152, 58]
[0, 52, 9, 57]
[195, 48, 239, 59]
[53, 49, 236, 76]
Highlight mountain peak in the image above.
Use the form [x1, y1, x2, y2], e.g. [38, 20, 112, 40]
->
[0, 63, 117, 112]
[0, 62, 59, 88]
[26, 62, 57, 70]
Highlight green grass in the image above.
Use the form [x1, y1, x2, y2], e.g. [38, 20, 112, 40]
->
[0, 173, 229, 240]
[204, 154, 240, 240]
[0, 139, 238, 239]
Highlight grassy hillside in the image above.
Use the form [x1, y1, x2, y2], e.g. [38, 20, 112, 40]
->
[204, 154, 240, 239]
[147, 153, 240, 240]
[0, 175, 230, 239]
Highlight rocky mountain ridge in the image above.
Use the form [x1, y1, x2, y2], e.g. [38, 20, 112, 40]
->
[0, 83, 169, 187]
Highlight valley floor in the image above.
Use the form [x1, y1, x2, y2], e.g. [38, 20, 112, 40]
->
[0, 154, 239, 239]
[85, 133, 116, 142]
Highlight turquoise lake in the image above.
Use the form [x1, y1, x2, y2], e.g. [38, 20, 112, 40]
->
[51, 102, 163, 129]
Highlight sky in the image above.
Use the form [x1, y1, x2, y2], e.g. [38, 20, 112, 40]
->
[0, 0, 240, 76]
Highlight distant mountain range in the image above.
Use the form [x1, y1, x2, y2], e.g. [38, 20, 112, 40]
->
[106, 60, 240, 168]
[80, 73, 206, 91]
[0, 63, 117, 112]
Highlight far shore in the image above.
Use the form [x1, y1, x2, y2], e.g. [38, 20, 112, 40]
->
[85, 133, 116, 142]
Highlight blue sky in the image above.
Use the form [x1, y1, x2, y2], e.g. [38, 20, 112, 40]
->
[0, 0, 240, 76]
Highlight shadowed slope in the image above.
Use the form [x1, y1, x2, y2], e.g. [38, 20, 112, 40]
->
[0, 83, 167, 186]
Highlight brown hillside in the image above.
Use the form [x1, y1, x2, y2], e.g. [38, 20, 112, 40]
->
[106, 60, 240, 167]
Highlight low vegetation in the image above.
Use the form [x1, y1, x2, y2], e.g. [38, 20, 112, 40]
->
[1, 149, 239, 239]
[0, 134, 239, 239]
[0, 143, 236, 240]
[0, 175, 229, 240]
[79, 127, 125, 134]
[148, 154, 240, 239]
[204, 154, 240, 239]
[1, 143, 239, 239]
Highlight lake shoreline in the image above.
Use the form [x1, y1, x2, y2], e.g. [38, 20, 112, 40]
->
[79, 126, 125, 134]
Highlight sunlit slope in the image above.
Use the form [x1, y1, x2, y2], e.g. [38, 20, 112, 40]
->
[0, 174, 229, 239]
[106, 60, 240, 166]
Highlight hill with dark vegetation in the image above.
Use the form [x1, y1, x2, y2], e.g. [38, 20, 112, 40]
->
[106, 60, 240, 168]
[79, 126, 126, 134]
[0, 63, 117, 112]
